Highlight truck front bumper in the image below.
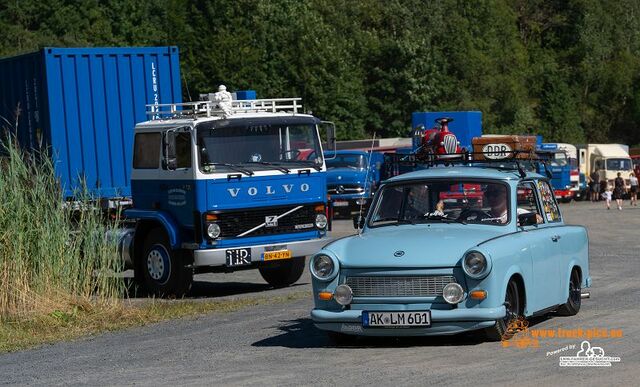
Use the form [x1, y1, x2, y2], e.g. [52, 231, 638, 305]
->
[311, 306, 506, 336]
[193, 237, 330, 267]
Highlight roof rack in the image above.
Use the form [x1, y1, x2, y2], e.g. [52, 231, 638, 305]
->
[145, 98, 302, 120]
[384, 150, 553, 179]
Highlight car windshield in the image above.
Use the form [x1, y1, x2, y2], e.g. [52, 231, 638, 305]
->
[606, 158, 631, 171]
[197, 123, 322, 173]
[369, 180, 510, 227]
[326, 154, 366, 169]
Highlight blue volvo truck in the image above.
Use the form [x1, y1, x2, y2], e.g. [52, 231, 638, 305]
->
[324, 150, 385, 218]
[122, 98, 336, 296]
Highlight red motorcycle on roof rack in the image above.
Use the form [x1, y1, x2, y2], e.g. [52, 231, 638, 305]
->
[413, 117, 465, 162]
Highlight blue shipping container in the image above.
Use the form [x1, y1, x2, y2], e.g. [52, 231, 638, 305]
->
[412, 111, 482, 150]
[0, 46, 182, 198]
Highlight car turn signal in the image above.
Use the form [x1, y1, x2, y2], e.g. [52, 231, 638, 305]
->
[469, 290, 487, 300]
[318, 292, 333, 301]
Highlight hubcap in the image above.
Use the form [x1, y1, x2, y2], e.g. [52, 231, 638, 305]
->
[146, 245, 171, 284]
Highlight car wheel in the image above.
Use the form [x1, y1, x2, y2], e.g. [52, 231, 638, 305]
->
[484, 279, 521, 341]
[557, 269, 581, 316]
[258, 257, 305, 288]
[139, 228, 193, 298]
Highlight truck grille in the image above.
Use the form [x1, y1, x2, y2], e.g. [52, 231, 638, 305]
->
[346, 275, 456, 297]
[327, 184, 364, 194]
[213, 204, 319, 238]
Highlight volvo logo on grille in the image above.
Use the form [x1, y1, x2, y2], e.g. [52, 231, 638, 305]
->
[336, 185, 345, 194]
[265, 216, 278, 227]
[394, 250, 405, 257]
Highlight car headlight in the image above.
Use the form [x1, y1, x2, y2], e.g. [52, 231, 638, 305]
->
[463, 251, 491, 279]
[315, 213, 328, 229]
[334, 284, 353, 306]
[310, 254, 337, 281]
[207, 223, 221, 239]
[442, 283, 464, 304]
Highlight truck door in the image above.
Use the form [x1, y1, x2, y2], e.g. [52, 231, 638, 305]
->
[160, 128, 196, 229]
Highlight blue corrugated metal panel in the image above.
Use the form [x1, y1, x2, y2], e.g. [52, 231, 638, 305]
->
[412, 111, 482, 150]
[0, 47, 182, 199]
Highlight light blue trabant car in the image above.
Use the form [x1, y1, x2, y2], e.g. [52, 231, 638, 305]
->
[309, 166, 590, 342]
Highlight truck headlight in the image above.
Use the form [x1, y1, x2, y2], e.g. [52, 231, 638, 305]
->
[463, 251, 491, 279]
[310, 254, 337, 281]
[315, 213, 328, 229]
[443, 283, 464, 304]
[207, 223, 221, 239]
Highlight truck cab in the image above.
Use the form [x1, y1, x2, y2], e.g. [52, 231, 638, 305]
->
[579, 144, 633, 190]
[124, 98, 336, 296]
[324, 150, 384, 218]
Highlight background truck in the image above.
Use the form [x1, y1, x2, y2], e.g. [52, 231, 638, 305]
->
[537, 143, 575, 202]
[324, 150, 385, 218]
[0, 47, 182, 207]
[124, 98, 336, 296]
[577, 144, 633, 193]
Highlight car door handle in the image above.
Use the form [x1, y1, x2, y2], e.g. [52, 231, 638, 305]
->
[551, 235, 561, 242]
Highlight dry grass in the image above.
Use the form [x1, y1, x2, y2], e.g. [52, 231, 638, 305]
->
[0, 292, 307, 353]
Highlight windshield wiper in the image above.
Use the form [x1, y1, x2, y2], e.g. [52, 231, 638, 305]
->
[241, 161, 291, 174]
[286, 160, 322, 171]
[204, 162, 254, 176]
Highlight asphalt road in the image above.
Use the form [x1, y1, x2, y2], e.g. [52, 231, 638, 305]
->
[1, 201, 639, 386]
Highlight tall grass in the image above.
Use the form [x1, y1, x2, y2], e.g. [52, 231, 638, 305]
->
[0, 136, 124, 320]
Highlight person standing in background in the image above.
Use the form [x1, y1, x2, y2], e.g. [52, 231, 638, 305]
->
[602, 185, 613, 210]
[629, 172, 638, 206]
[613, 172, 626, 210]
[590, 169, 600, 202]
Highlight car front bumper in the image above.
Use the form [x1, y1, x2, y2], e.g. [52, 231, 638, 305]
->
[311, 305, 506, 336]
[193, 237, 329, 267]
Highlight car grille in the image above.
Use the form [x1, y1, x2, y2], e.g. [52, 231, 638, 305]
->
[345, 275, 456, 297]
[213, 204, 319, 238]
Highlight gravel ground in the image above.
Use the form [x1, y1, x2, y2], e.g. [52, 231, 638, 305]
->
[1, 201, 638, 386]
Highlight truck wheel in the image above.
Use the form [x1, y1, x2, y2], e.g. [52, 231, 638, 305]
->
[557, 269, 581, 316]
[258, 257, 305, 288]
[139, 228, 193, 298]
[484, 279, 521, 341]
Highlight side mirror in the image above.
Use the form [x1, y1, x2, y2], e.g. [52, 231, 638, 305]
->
[518, 212, 538, 227]
[353, 215, 366, 230]
[321, 121, 337, 157]
[163, 130, 177, 170]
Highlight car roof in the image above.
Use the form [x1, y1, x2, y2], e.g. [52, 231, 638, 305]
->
[384, 165, 546, 183]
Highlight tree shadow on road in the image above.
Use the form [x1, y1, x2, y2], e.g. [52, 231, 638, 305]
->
[252, 318, 488, 349]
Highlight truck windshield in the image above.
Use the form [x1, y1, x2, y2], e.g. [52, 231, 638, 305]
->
[606, 158, 631, 171]
[369, 180, 509, 227]
[197, 123, 323, 173]
[326, 154, 366, 169]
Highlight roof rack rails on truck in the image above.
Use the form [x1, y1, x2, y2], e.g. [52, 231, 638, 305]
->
[122, 93, 337, 297]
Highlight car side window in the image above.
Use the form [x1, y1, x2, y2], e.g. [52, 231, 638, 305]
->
[133, 132, 161, 169]
[537, 180, 562, 222]
[517, 182, 543, 222]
